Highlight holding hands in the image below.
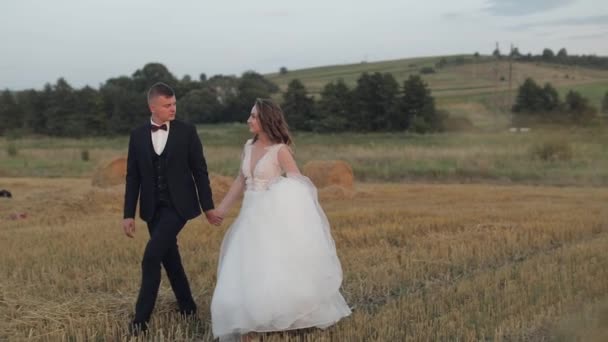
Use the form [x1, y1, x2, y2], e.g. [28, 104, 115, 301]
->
[123, 210, 222, 239]
[205, 209, 224, 226]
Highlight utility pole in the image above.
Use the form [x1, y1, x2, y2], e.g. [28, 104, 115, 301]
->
[494, 42, 500, 115]
[508, 43, 514, 111]
[508, 43, 516, 125]
[473, 53, 478, 79]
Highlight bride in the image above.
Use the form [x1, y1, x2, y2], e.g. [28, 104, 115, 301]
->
[211, 98, 351, 341]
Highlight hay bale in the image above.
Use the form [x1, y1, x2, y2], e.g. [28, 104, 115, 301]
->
[210, 173, 233, 202]
[92, 157, 127, 188]
[303, 160, 354, 189]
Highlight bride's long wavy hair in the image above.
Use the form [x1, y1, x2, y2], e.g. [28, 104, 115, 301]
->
[252, 98, 293, 146]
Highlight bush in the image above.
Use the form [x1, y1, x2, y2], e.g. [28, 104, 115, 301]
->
[420, 67, 435, 74]
[436, 58, 447, 69]
[81, 149, 90, 162]
[530, 140, 573, 162]
[410, 116, 430, 133]
[7, 143, 17, 157]
[564, 90, 597, 124]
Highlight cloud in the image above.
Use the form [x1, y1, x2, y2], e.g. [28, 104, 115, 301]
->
[484, 0, 575, 16]
[511, 15, 608, 30]
[567, 31, 608, 40]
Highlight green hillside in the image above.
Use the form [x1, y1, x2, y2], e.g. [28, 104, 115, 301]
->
[266, 55, 608, 130]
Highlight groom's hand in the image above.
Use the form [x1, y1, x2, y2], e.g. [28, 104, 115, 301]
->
[204, 209, 223, 226]
[123, 218, 136, 238]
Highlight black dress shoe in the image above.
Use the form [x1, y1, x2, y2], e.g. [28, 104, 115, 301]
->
[128, 321, 148, 336]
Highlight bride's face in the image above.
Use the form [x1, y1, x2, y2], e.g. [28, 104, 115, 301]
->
[247, 105, 262, 134]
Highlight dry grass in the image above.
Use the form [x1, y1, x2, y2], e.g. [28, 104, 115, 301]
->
[2, 126, 608, 186]
[1, 177, 607, 341]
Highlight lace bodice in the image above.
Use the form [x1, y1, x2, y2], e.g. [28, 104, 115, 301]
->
[241, 139, 285, 191]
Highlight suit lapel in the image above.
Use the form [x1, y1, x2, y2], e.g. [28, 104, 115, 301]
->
[140, 123, 154, 169]
[164, 120, 178, 160]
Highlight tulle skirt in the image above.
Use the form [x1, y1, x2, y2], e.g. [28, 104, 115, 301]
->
[211, 176, 351, 341]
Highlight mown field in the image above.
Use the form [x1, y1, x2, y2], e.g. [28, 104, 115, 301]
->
[1, 176, 607, 341]
[0, 123, 607, 341]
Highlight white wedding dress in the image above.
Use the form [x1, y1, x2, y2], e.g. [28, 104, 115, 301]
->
[211, 140, 351, 341]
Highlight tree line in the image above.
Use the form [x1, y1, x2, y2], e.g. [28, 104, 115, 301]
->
[492, 47, 608, 70]
[512, 78, 608, 124]
[0, 63, 282, 137]
[282, 73, 444, 133]
[0, 63, 445, 137]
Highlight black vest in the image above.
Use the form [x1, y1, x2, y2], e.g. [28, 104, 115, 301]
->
[149, 139, 171, 206]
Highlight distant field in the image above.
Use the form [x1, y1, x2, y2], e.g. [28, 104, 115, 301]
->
[1, 124, 607, 186]
[556, 81, 608, 109]
[266, 56, 445, 95]
[266, 55, 608, 99]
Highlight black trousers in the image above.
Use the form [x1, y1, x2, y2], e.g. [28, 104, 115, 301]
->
[134, 204, 196, 323]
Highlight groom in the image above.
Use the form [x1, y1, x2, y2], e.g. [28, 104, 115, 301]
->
[122, 82, 222, 334]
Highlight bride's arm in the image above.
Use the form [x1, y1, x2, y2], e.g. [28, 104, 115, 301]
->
[216, 172, 245, 218]
[278, 145, 301, 176]
[217, 147, 247, 218]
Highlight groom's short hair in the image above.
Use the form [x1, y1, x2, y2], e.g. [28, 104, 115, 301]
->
[147, 82, 175, 103]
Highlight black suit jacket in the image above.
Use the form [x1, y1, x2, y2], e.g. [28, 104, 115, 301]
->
[123, 119, 214, 222]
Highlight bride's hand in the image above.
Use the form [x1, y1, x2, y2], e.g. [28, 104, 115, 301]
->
[214, 208, 226, 222]
[204, 209, 223, 226]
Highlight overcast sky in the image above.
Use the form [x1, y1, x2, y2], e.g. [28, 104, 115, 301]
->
[1, 0, 607, 90]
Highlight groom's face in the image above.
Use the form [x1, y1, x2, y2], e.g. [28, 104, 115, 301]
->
[150, 95, 177, 123]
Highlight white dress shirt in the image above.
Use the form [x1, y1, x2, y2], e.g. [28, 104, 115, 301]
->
[150, 119, 170, 155]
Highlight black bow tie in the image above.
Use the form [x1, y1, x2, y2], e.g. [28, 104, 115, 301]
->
[151, 124, 167, 132]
